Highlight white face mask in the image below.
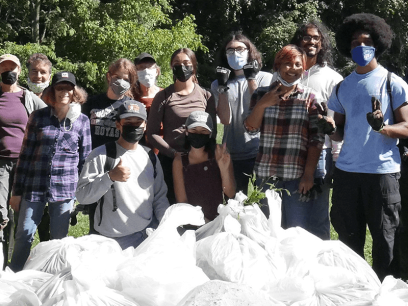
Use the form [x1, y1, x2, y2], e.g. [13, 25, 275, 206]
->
[137, 68, 157, 88]
[26, 77, 50, 94]
[276, 71, 301, 87]
[226, 50, 248, 70]
[64, 102, 81, 131]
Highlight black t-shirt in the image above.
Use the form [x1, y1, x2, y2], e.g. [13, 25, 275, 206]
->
[82, 93, 130, 149]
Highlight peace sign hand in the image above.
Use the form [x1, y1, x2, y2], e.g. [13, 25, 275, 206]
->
[366, 96, 384, 131]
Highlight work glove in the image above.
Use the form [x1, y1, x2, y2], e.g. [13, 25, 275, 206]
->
[243, 60, 260, 80]
[216, 66, 230, 91]
[316, 102, 336, 135]
[366, 96, 384, 131]
[296, 179, 323, 202]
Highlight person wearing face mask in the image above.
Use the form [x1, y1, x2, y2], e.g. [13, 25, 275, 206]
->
[133, 52, 163, 154]
[8, 71, 91, 272]
[147, 48, 217, 205]
[245, 45, 326, 231]
[211, 33, 272, 195]
[172, 111, 235, 223]
[26, 53, 52, 99]
[327, 13, 408, 281]
[0, 54, 46, 268]
[76, 100, 169, 249]
[83, 58, 137, 150]
[82, 58, 137, 233]
[26, 53, 54, 243]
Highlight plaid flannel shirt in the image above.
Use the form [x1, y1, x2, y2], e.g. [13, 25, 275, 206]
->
[247, 83, 324, 181]
[13, 107, 92, 202]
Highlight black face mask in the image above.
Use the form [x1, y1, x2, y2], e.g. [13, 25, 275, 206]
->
[187, 133, 210, 149]
[121, 125, 144, 144]
[1, 71, 17, 85]
[173, 65, 194, 82]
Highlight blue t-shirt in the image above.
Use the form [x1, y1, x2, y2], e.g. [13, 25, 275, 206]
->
[328, 65, 408, 174]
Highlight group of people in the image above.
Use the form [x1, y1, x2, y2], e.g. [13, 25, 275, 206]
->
[0, 12, 407, 282]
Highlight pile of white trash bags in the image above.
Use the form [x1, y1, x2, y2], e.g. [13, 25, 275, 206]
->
[2, 190, 408, 306]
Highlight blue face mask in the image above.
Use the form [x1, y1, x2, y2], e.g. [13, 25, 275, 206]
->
[227, 50, 248, 71]
[351, 46, 375, 67]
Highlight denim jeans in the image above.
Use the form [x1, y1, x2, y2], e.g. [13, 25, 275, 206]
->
[9, 197, 74, 272]
[0, 159, 17, 267]
[308, 148, 333, 240]
[258, 178, 314, 230]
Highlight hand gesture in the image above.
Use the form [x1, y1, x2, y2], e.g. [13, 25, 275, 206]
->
[216, 66, 231, 87]
[109, 158, 131, 182]
[243, 60, 260, 80]
[366, 96, 384, 131]
[258, 81, 282, 108]
[215, 143, 231, 172]
[316, 102, 336, 135]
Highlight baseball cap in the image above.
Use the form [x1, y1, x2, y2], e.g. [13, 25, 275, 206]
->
[134, 53, 156, 65]
[52, 71, 76, 86]
[0, 54, 21, 68]
[185, 111, 213, 133]
[117, 100, 147, 121]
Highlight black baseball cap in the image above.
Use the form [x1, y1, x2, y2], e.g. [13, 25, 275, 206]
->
[52, 71, 76, 86]
[117, 100, 147, 121]
[134, 53, 156, 65]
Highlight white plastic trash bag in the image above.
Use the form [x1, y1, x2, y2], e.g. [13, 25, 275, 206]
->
[196, 215, 275, 291]
[177, 280, 285, 306]
[0, 268, 53, 292]
[24, 234, 122, 275]
[117, 204, 209, 306]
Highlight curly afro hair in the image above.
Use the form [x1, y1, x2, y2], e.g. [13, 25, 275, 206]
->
[290, 19, 333, 67]
[336, 13, 393, 58]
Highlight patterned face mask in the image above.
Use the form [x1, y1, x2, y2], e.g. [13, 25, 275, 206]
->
[27, 77, 50, 94]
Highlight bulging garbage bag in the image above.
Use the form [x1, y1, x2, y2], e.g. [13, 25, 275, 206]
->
[4, 289, 41, 306]
[0, 268, 53, 292]
[176, 280, 285, 306]
[24, 235, 123, 275]
[196, 215, 275, 291]
[117, 204, 209, 306]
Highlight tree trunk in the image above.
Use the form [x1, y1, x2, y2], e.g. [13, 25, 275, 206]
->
[31, 0, 41, 43]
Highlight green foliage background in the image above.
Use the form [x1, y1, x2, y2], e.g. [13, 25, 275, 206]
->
[0, 0, 407, 93]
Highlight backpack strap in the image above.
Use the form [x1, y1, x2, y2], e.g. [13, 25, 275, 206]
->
[335, 80, 344, 100]
[98, 141, 118, 226]
[142, 146, 157, 179]
[387, 71, 393, 113]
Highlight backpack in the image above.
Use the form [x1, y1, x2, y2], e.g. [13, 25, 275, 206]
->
[98, 141, 157, 226]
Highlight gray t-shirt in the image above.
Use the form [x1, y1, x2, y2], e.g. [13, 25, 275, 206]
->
[211, 71, 272, 160]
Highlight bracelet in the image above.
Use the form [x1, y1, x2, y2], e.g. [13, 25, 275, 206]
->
[243, 120, 259, 133]
[217, 86, 229, 93]
[374, 123, 385, 133]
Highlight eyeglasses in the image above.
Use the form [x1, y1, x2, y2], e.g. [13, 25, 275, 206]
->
[226, 47, 248, 55]
[302, 35, 321, 43]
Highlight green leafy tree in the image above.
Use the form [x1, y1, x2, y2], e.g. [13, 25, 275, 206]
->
[0, 0, 207, 93]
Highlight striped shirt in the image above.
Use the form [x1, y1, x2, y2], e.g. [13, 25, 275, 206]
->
[13, 107, 92, 202]
[248, 83, 324, 181]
